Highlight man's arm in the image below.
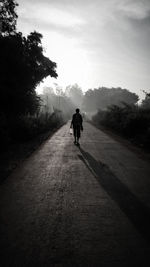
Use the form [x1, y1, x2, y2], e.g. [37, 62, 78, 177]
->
[80, 114, 83, 130]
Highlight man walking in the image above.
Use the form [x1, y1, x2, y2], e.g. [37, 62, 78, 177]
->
[70, 108, 83, 146]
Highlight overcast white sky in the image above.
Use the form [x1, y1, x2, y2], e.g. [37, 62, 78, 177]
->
[17, 0, 150, 98]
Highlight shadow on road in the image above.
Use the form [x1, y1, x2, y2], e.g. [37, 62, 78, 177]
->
[78, 147, 150, 243]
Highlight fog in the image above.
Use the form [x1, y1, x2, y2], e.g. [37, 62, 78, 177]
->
[39, 84, 140, 118]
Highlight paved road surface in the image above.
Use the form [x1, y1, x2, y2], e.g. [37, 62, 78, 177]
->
[1, 122, 150, 266]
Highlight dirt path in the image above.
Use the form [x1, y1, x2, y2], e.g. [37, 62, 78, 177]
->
[1, 122, 150, 266]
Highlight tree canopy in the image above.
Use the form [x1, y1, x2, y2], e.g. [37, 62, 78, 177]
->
[0, 0, 18, 36]
[0, 0, 58, 116]
[82, 87, 139, 112]
[141, 91, 150, 109]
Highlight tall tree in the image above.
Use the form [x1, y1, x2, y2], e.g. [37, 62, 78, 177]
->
[0, 31, 58, 115]
[0, 0, 58, 115]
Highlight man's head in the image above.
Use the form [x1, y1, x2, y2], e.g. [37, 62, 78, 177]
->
[76, 108, 80, 113]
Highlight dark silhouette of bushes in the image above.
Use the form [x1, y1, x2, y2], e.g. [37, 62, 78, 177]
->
[92, 104, 150, 149]
[0, 111, 64, 148]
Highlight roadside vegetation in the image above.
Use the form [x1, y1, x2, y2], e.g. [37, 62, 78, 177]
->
[0, 0, 59, 149]
[92, 92, 150, 151]
[0, 0, 74, 181]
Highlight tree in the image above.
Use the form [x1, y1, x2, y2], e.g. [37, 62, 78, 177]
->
[40, 86, 75, 119]
[54, 83, 65, 97]
[141, 91, 150, 109]
[65, 84, 83, 108]
[82, 87, 139, 113]
[0, 0, 58, 116]
[0, 0, 18, 36]
[0, 31, 58, 115]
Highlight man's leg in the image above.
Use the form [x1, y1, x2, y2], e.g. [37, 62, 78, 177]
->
[76, 126, 81, 145]
[73, 127, 77, 144]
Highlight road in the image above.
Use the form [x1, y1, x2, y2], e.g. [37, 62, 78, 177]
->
[1, 121, 150, 266]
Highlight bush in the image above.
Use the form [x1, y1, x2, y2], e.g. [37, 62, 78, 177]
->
[92, 104, 150, 149]
[1, 110, 64, 144]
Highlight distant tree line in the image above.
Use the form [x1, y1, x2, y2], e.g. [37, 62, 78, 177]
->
[40, 84, 140, 114]
[82, 87, 139, 113]
[40, 84, 150, 120]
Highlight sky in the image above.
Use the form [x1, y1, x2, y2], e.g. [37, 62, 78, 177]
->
[17, 0, 150, 98]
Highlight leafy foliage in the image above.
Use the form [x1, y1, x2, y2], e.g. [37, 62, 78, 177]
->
[0, 31, 57, 115]
[141, 91, 150, 109]
[0, 0, 60, 147]
[0, 0, 57, 117]
[83, 87, 139, 112]
[92, 104, 150, 149]
[0, 0, 18, 36]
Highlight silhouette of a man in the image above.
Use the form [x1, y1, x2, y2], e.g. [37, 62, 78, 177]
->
[70, 108, 83, 145]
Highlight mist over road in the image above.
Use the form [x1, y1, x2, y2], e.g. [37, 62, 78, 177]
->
[1, 122, 150, 266]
